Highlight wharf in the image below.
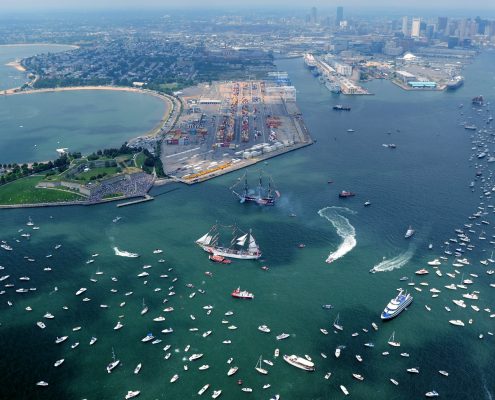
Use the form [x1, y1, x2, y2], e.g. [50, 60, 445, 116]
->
[116, 194, 154, 207]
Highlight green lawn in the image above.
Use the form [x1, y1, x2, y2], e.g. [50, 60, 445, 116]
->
[0, 176, 84, 205]
[71, 166, 120, 182]
[134, 152, 146, 168]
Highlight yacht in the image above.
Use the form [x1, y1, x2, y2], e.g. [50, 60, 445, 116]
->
[55, 336, 68, 344]
[258, 325, 270, 333]
[227, 366, 238, 376]
[283, 354, 315, 371]
[212, 390, 222, 399]
[449, 320, 465, 326]
[381, 290, 413, 320]
[114, 321, 124, 330]
[37, 321, 46, 329]
[189, 353, 203, 362]
[198, 384, 210, 395]
[141, 333, 154, 342]
[407, 368, 419, 374]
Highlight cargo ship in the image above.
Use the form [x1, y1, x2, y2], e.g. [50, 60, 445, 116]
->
[446, 76, 464, 90]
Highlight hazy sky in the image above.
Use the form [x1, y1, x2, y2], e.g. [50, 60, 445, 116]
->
[0, 0, 494, 11]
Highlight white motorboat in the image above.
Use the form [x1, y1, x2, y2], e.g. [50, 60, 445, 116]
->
[283, 354, 315, 371]
[198, 384, 210, 395]
[125, 390, 140, 399]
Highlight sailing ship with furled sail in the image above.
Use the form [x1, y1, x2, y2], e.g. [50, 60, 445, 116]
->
[230, 170, 280, 206]
[196, 224, 262, 260]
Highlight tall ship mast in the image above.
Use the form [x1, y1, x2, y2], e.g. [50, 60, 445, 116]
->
[230, 170, 279, 206]
[196, 224, 262, 260]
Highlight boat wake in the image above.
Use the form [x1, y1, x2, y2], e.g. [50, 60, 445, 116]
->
[318, 207, 357, 264]
[370, 247, 415, 273]
[113, 246, 139, 258]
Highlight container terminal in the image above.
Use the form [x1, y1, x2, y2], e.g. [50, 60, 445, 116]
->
[160, 78, 312, 184]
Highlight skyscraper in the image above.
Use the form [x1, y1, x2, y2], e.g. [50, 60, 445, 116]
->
[311, 7, 318, 24]
[438, 17, 448, 32]
[401, 16, 408, 36]
[411, 17, 421, 38]
[336, 6, 344, 26]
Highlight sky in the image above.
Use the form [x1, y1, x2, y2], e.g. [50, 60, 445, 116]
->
[0, 0, 494, 11]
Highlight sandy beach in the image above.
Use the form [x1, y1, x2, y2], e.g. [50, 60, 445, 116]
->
[5, 61, 26, 72]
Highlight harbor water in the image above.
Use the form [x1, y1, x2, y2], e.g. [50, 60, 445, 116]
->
[1, 50, 495, 399]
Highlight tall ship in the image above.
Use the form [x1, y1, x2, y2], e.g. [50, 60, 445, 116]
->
[196, 224, 262, 260]
[446, 76, 464, 90]
[230, 170, 279, 206]
[472, 95, 484, 106]
[381, 289, 413, 320]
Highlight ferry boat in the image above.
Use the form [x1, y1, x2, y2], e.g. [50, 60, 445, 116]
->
[381, 289, 413, 320]
[230, 170, 279, 206]
[231, 287, 254, 299]
[283, 354, 315, 371]
[196, 225, 261, 260]
[339, 190, 355, 198]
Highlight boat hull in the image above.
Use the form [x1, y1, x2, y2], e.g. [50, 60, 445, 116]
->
[198, 244, 261, 260]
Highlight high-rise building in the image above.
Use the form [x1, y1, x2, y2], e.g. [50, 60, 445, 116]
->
[401, 16, 408, 36]
[411, 17, 421, 38]
[438, 17, 448, 32]
[336, 6, 344, 26]
[311, 7, 318, 24]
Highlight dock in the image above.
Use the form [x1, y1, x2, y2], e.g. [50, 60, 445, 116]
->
[116, 194, 154, 207]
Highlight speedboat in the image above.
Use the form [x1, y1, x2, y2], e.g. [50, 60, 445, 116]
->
[407, 368, 419, 374]
[258, 325, 270, 333]
[340, 385, 349, 395]
[189, 353, 203, 362]
[227, 366, 238, 376]
[212, 390, 222, 399]
[134, 363, 142, 374]
[276, 333, 290, 340]
[352, 373, 364, 381]
[415, 269, 429, 275]
[170, 374, 179, 383]
[425, 391, 439, 397]
[381, 290, 413, 320]
[107, 359, 120, 374]
[36, 381, 48, 387]
[449, 320, 465, 326]
[55, 336, 68, 344]
[54, 359, 64, 367]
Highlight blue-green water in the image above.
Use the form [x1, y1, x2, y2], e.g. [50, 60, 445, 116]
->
[0, 51, 495, 400]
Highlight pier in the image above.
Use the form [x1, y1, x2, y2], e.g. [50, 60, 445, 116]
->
[116, 194, 154, 207]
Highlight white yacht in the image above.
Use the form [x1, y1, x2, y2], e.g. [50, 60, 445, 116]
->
[198, 384, 210, 395]
[125, 390, 140, 399]
[283, 354, 315, 371]
[134, 363, 142, 374]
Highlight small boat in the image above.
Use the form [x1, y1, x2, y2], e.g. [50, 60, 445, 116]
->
[189, 353, 203, 362]
[340, 385, 349, 395]
[231, 287, 254, 299]
[54, 359, 65, 367]
[415, 269, 429, 275]
[339, 190, 355, 198]
[37, 321, 46, 329]
[114, 321, 124, 330]
[212, 390, 222, 399]
[405, 226, 415, 239]
[36, 381, 48, 387]
[335, 347, 341, 358]
[438, 370, 449, 377]
[352, 373, 364, 381]
[227, 366, 239, 376]
[198, 384, 210, 395]
[324, 372, 332, 379]
[141, 333, 154, 342]
[276, 333, 290, 340]
[134, 363, 142, 374]
[425, 391, 439, 397]
[255, 356, 268, 375]
[241, 388, 252, 392]
[106, 348, 120, 373]
[407, 368, 419, 374]
[258, 325, 270, 333]
[125, 391, 140, 399]
[170, 374, 179, 383]
[209, 254, 232, 264]
[55, 336, 68, 344]
[321, 304, 333, 309]
[333, 313, 343, 331]
[198, 365, 209, 370]
[387, 331, 400, 347]
[449, 320, 465, 326]
[390, 378, 399, 386]
[364, 201, 371, 207]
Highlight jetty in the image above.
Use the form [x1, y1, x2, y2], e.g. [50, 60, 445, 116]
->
[116, 194, 154, 207]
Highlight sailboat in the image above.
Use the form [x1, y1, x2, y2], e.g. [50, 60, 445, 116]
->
[333, 313, 343, 331]
[196, 224, 261, 260]
[106, 347, 120, 373]
[230, 170, 279, 206]
[387, 331, 400, 347]
[141, 299, 148, 315]
[255, 355, 268, 375]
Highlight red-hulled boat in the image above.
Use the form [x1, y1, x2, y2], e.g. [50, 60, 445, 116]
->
[231, 287, 254, 299]
[339, 190, 355, 198]
[209, 254, 232, 264]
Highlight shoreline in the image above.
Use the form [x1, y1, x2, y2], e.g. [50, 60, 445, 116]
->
[5, 61, 26, 72]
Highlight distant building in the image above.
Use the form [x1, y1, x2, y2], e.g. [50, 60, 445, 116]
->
[336, 6, 344, 26]
[438, 17, 448, 32]
[411, 18, 421, 38]
[401, 16, 409, 36]
[311, 7, 318, 24]
[334, 62, 352, 76]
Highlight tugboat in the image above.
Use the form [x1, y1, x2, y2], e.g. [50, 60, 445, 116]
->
[339, 190, 356, 198]
[209, 254, 232, 264]
[231, 287, 254, 299]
